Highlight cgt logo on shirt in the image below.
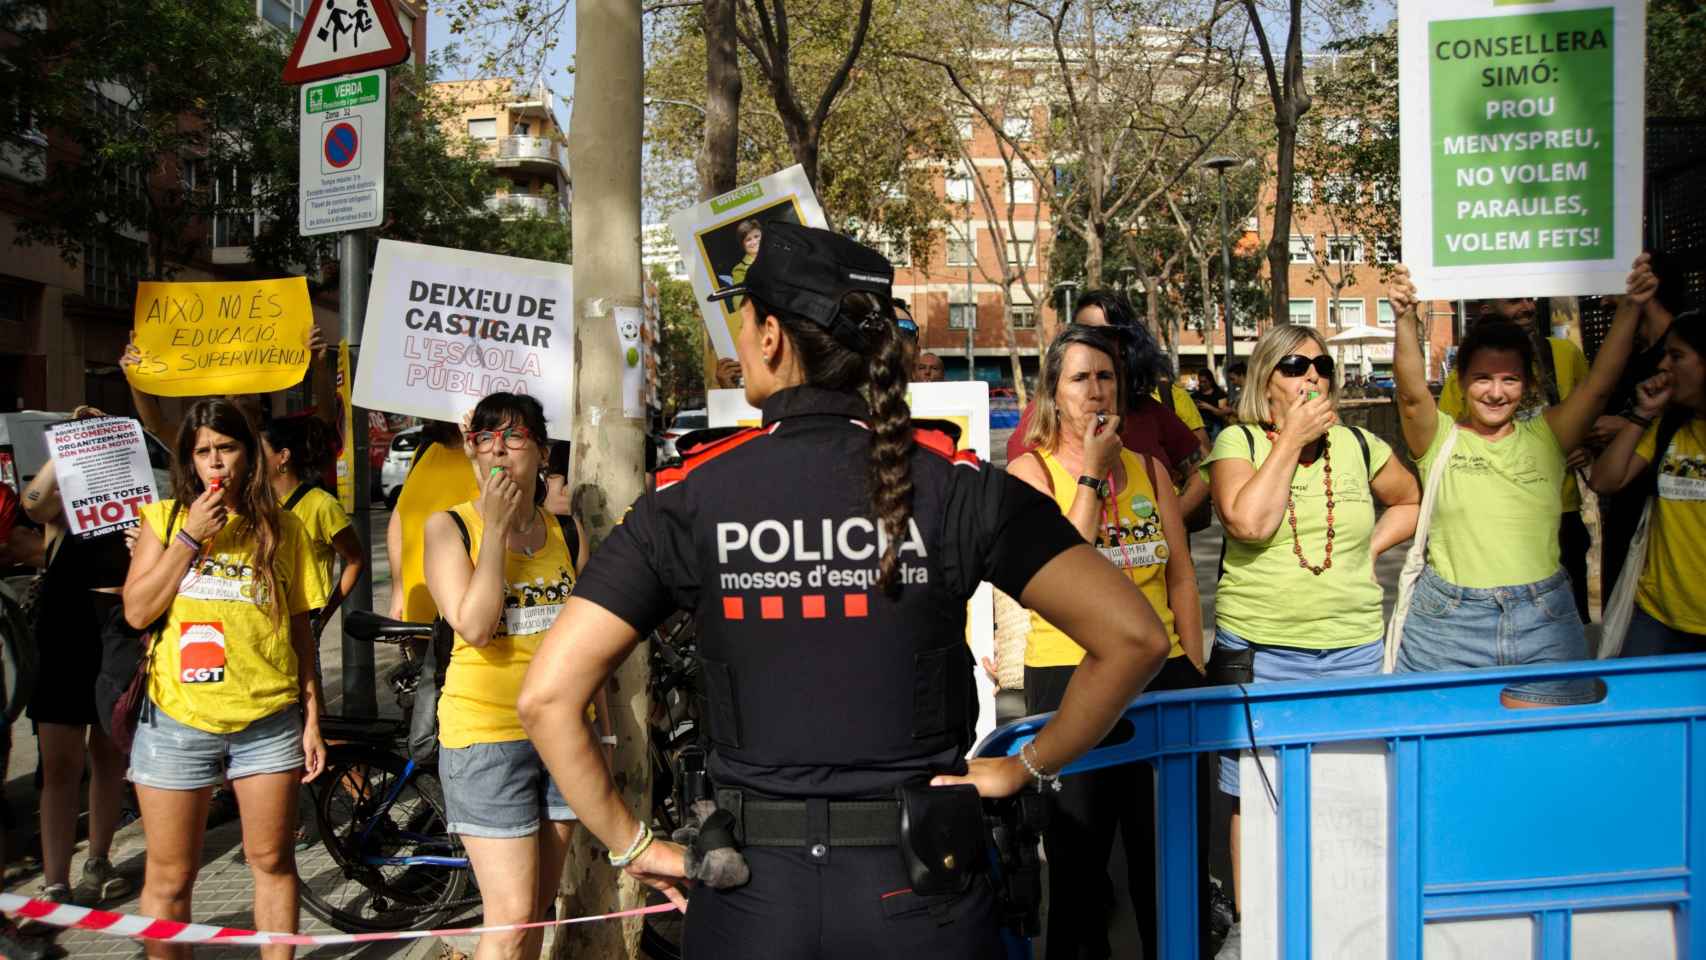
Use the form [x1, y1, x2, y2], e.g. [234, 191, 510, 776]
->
[179, 621, 227, 684]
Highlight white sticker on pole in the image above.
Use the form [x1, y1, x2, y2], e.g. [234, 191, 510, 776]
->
[46, 417, 158, 540]
[353, 240, 575, 438]
[614, 305, 647, 419]
[1398, 0, 1645, 301]
[299, 69, 386, 237]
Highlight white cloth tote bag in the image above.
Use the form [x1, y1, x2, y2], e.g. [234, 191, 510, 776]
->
[1383, 428, 1458, 674]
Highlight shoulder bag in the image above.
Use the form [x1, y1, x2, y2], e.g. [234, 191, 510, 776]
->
[98, 501, 182, 754]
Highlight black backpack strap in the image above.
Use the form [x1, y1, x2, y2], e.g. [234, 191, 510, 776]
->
[555, 513, 580, 572]
[1348, 426, 1373, 478]
[446, 508, 471, 554]
[282, 485, 311, 512]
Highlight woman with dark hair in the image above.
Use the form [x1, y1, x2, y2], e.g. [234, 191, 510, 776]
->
[422, 392, 596, 960]
[122, 399, 325, 960]
[517, 223, 1169, 958]
[1390, 258, 1652, 698]
[1590, 307, 1706, 654]
[1008, 289, 1209, 520]
[261, 416, 366, 645]
[1008, 324, 1203, 959]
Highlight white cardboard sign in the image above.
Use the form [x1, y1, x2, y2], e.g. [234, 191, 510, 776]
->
[46, 417, 158, 540]
[707, 381, 999, 743]
[1398, 0, 1645, 300]
[667, 166, 828, 360]
[354, 240, 575, 438]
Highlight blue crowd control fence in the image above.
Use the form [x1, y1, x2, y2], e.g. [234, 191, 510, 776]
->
[976, 655, 1706, 959]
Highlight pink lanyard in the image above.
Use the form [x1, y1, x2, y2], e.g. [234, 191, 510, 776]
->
[1099, 471, 1137, 571]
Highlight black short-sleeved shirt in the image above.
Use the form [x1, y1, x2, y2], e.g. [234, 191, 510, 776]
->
[573, 385, 1083, 798]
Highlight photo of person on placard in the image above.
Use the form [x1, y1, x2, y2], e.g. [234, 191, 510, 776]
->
[694, 200, 804, 318]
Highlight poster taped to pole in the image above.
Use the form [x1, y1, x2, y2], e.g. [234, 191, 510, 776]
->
[46, 417, 158, 540]
[126, 279, 314, 397]
[1399, 0, 1645, 301]
[668, 166, 829, 360]
[353, 240, 575, 438]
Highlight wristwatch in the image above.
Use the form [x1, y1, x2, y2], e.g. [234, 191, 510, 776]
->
[1077, 475, 1110, 499]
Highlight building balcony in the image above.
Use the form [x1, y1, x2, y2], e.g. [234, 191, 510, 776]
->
[485, 194, 566, 220]
[493, 135, 568, 173]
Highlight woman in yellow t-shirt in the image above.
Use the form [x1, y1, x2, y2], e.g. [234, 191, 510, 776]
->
[121, 399, 324, 960]
[1007, 325, 1203, 960]
[423, 393, 598, 960]
[261, 416, 366, 646]
[1590, 308, 1706, 655]
[1390, 259, 1652, 704]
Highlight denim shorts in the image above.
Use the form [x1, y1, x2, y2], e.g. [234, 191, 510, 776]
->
[128, 700, 305, 791]
[1394, 565, 1596, 705]
[1213, 627, 1382, 797]
[439, 738, 577, 839]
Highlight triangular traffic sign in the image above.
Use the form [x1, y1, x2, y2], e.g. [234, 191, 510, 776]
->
[283, 0, 411, 85]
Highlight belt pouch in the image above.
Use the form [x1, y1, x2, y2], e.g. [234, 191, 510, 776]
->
[896, 782, 986, 896]
[1207, 645, 1255, 685]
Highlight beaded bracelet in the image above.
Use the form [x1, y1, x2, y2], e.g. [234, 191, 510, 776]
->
[608, 821, 654, 868]
[1020, 741, 1061, 793]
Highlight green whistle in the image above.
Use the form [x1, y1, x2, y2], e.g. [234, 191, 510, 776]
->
[489, 466, 505, 477]
[1307, 390, 1321, 401]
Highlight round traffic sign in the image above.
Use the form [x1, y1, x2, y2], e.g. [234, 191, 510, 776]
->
[324, 122, 359, 169]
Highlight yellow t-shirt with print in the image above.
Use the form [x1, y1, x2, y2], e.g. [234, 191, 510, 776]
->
[139, 500, 317, 734]
[284, 484, 349, 610]
[1207, 424, 1393, 649]
[1439, 336, 1588, 512]
[1025, 448, 1182, 666]
[1155, 384, 1205, 432]
[1635, 417, 1706, 634]
[437, 502, 578, 749]
[1418, 409, 1564, 588]
[397, 442, 482, 623]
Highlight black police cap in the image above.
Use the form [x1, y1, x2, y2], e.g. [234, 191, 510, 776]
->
[708, 221, 894, 351]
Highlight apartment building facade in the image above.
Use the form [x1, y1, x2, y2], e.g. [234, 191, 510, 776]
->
[0, 0, 427, 415]
[431, 78, 570, 223]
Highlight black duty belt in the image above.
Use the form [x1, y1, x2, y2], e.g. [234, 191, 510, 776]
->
[716, 788, 899, 849]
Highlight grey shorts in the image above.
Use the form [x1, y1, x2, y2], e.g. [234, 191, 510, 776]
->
[439, 738, 577, 839]
[128, 700, 305, 791]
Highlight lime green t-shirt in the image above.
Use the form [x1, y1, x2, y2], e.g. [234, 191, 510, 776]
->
[1418, 409, 1564, 588]
[1635, 417, 1706, 634]
[1438, 336, 1587, 512]
[1208, 424, 1392, 649]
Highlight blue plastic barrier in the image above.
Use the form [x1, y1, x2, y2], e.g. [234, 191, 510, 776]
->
[976, 655, 1706, 959]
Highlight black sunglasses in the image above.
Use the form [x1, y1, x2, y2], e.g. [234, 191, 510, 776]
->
[1275, 354, 1335, 378]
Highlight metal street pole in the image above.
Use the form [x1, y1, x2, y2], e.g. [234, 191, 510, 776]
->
[1202, 155, 1241, 368]
[338, 229, 377, 719]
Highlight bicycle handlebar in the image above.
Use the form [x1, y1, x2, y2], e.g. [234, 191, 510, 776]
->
[344, 609, 433, 644]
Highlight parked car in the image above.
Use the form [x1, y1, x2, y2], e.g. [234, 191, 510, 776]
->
[379, 425, 424, 507]
[657, 408, 708, 462]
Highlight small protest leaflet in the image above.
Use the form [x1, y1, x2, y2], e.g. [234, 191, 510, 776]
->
[1399, 0, 1645, 300]
[126, 279, 314, 397]
[668, 166, 829, 359]
[47, 417, 158, 540]
[353, 241, 575, 438]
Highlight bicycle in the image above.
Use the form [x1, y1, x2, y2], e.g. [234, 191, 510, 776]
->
[639, 612, 703, 960]
[294, 610, 479, 933]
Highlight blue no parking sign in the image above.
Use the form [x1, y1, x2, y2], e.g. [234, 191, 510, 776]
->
[324, 121, 359, 170]
[299, 69, 385, 236]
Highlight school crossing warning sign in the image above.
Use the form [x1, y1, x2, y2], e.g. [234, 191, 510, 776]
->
[282, 0, 412, 85]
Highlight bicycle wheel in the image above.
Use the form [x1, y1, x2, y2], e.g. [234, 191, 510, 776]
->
[297, 744, 478, 933]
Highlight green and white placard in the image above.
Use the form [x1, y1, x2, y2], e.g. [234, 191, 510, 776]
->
[1399, 0, 1645, 300]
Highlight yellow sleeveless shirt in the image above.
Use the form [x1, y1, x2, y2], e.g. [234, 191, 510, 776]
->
[436, 502, 578, 748]
[1024, 448, 1182, 667]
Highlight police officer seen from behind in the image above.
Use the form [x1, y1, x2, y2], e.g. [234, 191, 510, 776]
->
[519, 222, 1170, 958]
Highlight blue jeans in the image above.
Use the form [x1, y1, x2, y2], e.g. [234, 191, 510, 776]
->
[1395, 565, 1596, 705]
[1624, 606, 1706, 658]
[1213, 627, 1383, 796]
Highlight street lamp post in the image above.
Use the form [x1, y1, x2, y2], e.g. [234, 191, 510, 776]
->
[1056, 280, 1079, 329]
[1201, 155, 1241, 369]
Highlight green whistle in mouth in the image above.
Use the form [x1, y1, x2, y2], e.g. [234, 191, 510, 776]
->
[1307, 391, 1321, 401]
[490, 466, 505, 477]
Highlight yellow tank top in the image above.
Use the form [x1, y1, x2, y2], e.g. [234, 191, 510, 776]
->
[140, 500, 317, 734]
[396, 442, 482, 623]
[436, 502, 578, 748]
[1024, 448, 1182, 667]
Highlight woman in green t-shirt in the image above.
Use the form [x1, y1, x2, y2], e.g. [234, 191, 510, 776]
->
[1205, 324, 1420, 953]
[1389, 257, 1654, 704]
[1589, 307, 1706, 655]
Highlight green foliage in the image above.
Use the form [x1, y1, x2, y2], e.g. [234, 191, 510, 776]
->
[651, 265, 706, 413]
[1649, 0, 1706, 119]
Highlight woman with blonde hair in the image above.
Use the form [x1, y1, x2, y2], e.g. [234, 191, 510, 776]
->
[1008, 323, 1204, 960]
[1205, 323, 1420, 958]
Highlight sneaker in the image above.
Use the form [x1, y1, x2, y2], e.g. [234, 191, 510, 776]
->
[17, 886, 71, 936]
[77, 857, 132, 904]
[1214, 920, 1241, 960]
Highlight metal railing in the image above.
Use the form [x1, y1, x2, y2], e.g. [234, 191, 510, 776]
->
[495, 135, 567, 170]
[484, 194, 564, 219]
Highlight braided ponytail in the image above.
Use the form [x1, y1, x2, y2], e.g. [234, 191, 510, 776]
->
[749, 292, 915, 593]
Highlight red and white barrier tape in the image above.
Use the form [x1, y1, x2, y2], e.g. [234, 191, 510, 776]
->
[0, 892, 675, 947]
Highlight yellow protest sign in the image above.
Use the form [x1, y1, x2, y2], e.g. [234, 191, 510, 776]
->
[126, 279, 313, 397]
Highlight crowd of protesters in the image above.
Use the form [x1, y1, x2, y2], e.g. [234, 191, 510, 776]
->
[0, 236, 1695, 960]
